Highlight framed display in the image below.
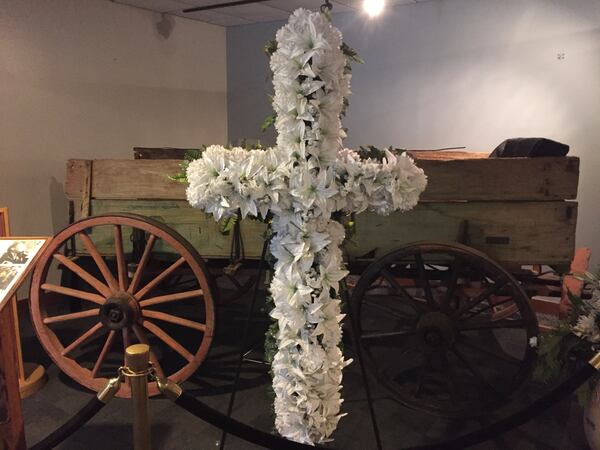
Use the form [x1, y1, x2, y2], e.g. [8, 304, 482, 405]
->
[0, 237, 50, 310]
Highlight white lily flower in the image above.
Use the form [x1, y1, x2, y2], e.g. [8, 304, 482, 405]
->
[318, 258, 349, 294]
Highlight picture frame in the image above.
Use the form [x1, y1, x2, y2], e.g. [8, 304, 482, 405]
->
[0, 237, 51, 310]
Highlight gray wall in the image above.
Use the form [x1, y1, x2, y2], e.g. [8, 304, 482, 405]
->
[1, 0, 227, 237]
[227, 0, 600, 265]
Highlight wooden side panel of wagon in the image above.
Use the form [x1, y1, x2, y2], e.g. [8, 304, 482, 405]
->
[347, 201, 577, 265]
[64, 153, 579, 267]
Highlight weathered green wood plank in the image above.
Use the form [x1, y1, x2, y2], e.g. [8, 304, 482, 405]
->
[65, 156, 580, 202]
[346, 201, 577, 265]
[82, 199, 576, 265]
[83, 200, 267, 259]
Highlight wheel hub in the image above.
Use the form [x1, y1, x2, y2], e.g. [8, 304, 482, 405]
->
[100, 293, 139, 330]
[416, 311, 456, 349]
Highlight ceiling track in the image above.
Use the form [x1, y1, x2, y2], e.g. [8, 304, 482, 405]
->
[182, 0, 267, 13]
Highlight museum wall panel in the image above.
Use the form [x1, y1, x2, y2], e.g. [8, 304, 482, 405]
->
[227, 0, 600, 265]
[0, 0, 227, 238]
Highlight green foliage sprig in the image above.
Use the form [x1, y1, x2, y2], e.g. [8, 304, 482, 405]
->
[357, 145, 408, 161]
[168, 147, 206, 183]
[341, 42, 364, 65]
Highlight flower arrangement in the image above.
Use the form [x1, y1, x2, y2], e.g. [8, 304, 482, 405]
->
[534, 271, 600, 402]
[184, 8, 427, 444]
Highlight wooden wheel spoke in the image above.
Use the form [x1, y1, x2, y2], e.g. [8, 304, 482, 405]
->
[128, 235, 157, 295]
[53, 254, 111, 298]
[132, 324, 165, 379]
[140, 289, 204, 308]
[79, 230, 119, 292]
[363, 299, 417, 322]
[380, 268, 425, 312]
[41, 283, 105, 305]
[463, 296, 516, 320]
[456, 336, 521, 365]
[142, 310, 206, 332]
[135, 257, 186, 301]
[441, 352, 459, 400]
[375, 348, 418, 382]
[44, 308, 100, 325]
[123, 328, 131, 351]
[141, 320, 194, 363]
[455, 276, 509, 318]
[415, 353, 435, 398]
[361, 329, 415, 341]
[459, 319, 527, 332]
[62, 323, 104, 356]
[452, 347, 503, 398]
[114, 225, 128, 291]
[444, 256, 463, 308]
[92, 330, 116, 378]
[415, 252, 436, 309]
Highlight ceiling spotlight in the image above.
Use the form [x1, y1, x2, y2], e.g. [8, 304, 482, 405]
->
[363, 0, 386, 17]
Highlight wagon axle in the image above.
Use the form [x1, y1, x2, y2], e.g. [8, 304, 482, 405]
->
[100, 294, 138, 331]
[417, 312, 457, 349]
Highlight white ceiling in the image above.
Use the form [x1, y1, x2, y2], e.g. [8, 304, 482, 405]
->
[110, 0, 428, 27]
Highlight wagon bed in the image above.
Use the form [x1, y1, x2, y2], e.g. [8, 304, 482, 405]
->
[64, 150, 579, 268]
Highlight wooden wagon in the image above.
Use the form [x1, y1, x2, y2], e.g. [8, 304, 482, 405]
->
[28, 149, 580, 417]
[63, 150, 578, 267]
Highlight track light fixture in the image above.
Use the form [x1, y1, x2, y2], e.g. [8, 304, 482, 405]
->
[363, 0, 386, 17]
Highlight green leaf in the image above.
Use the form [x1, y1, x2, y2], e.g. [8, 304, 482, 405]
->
[568, 290, 586, 322]
[264, 39, 277, 56]
[168, 147, 205, 183]
[261, 114, 276, 132]
[341, 42, 364, 64]
[183, 148, 204, 162]
[219, 215, 238, 235]
[532, 330, 570, 384]
[168, 172, 188, 183]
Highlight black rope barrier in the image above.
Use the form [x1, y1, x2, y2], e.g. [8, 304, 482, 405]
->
[29, 351, 597, 450]
[169, 362, 597, 450]
[175, 390, 335, 450]
[29, 375, 121, 450]
[29, 396, 106, 450]
[401, 363, 596, 450]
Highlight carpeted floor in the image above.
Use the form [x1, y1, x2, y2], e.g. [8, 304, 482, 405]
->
[18, 284, 590, 450]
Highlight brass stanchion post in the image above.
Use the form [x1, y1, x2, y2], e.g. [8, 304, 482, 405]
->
[124, 344, 152, 450]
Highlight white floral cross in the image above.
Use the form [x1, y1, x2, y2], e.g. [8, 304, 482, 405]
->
[186, 9, 427, 445]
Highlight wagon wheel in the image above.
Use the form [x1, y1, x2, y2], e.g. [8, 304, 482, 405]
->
[351, 242, 538, 417]
[30, 214, 216, 398]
